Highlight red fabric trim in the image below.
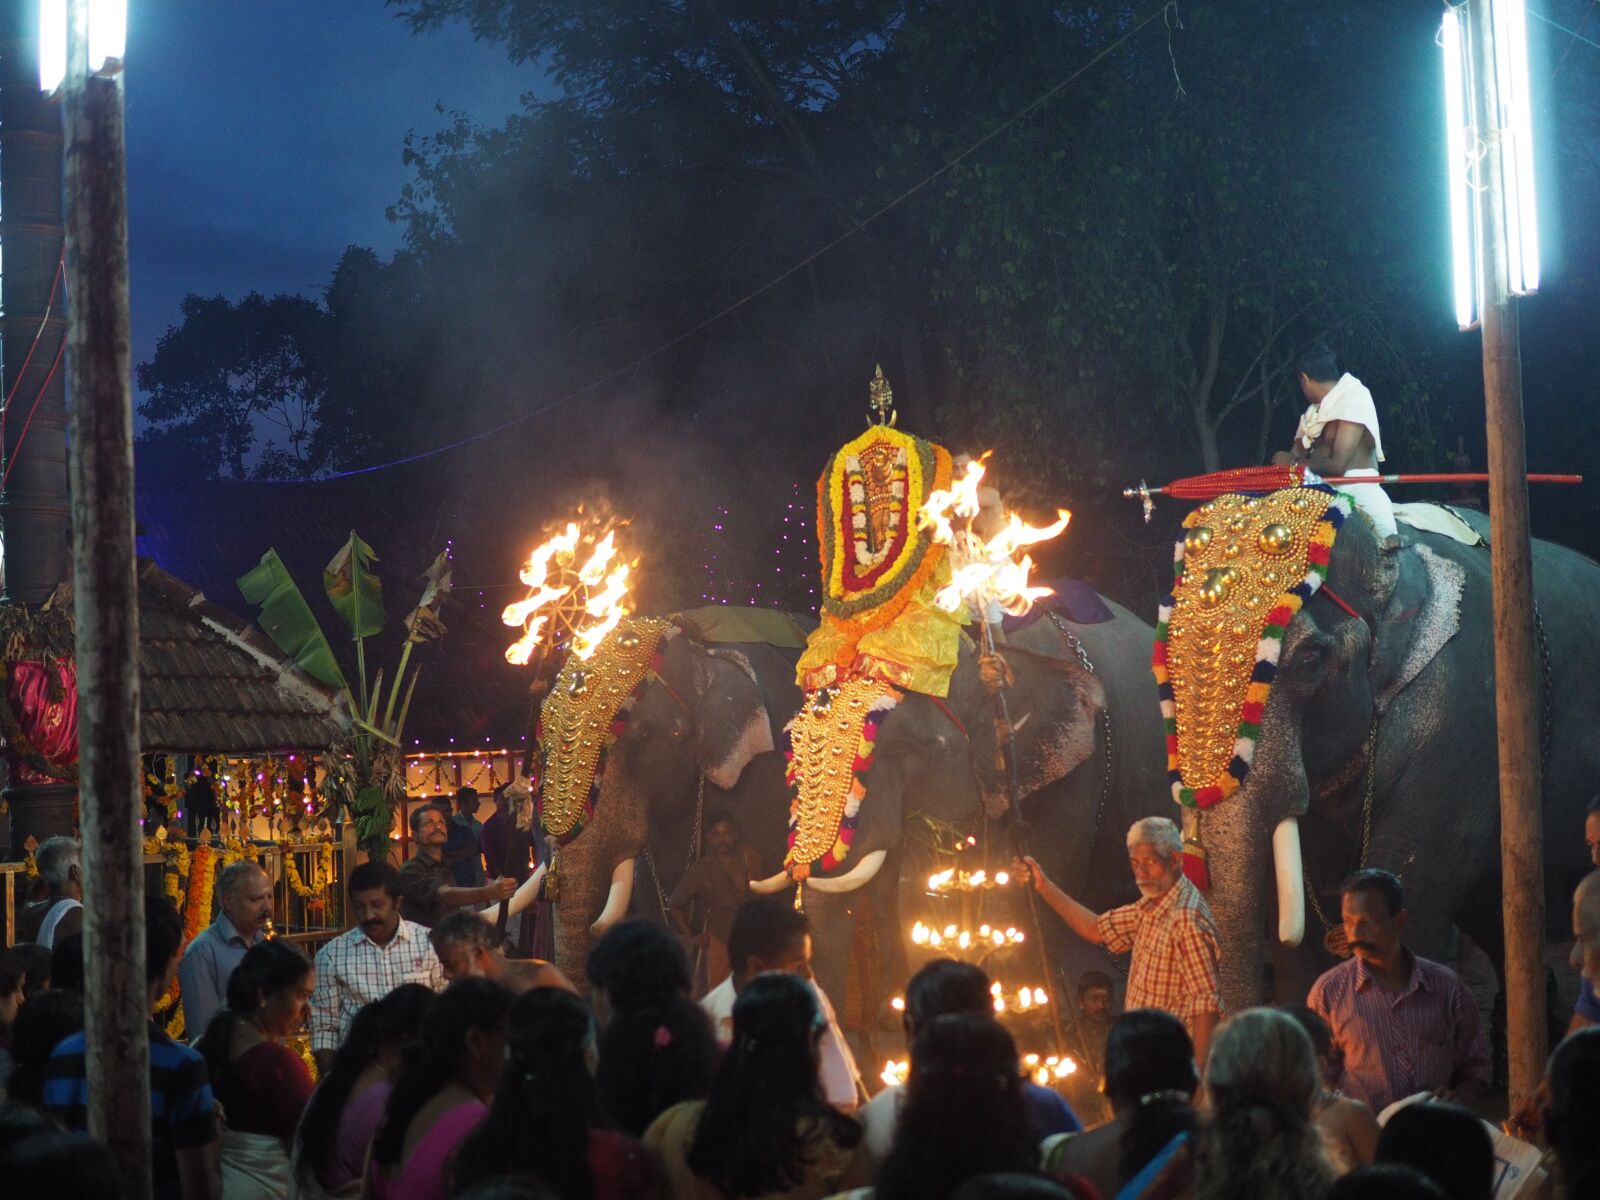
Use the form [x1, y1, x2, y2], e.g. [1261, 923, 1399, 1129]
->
[927, 694, 967, 740]
[1319, 586, 1361, 621]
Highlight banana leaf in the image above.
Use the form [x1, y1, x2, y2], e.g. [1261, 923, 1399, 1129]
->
[404, 549, 453, 644]
[324, 531, 385, 640]
[238, 550, 347, 691]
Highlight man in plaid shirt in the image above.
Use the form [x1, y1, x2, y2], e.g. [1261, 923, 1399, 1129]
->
[1023, 816, 1222, 1066]
[309, 860, 444, 1072]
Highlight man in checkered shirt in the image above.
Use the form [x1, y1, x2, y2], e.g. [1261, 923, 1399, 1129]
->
[1023, 816, 1222, 1067]
[309, 860, 444, 1072]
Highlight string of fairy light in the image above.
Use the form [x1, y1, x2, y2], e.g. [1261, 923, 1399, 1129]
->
[700, 482, 819, 609]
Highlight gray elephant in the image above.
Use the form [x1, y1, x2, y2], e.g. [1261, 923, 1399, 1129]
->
[533, 608, 812, 986]
[1158, 488, 1600, 1016]
[756, 598, 1171, 1023]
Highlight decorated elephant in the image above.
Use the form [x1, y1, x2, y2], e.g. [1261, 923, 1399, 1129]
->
[757, 596, 1171, 1021]
[1156, 485, 1600, 1015]
[533, 607, 813, 985]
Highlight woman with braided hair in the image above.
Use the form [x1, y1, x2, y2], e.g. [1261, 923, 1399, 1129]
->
[1190, 1008, 1333, 1200]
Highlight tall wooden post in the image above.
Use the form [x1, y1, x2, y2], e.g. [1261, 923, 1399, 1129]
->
[1468, 0, 1546, 1112]
[61, 1, 148, 1193]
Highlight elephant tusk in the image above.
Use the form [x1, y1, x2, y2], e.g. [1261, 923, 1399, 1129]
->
[1272, 817, 1306, 948]
[750, 871, 791, 894]
[803, 849, 888, 895]
[589, 858, 636, 938]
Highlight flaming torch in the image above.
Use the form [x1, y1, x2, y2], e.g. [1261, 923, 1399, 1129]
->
[502, 513, 636, 670]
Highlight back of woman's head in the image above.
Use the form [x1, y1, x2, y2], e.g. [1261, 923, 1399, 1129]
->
[689, 973, 857, 1197]
[1192, 1008, 1330, 1200]
[875, 1015, 1041, 1200]
[196, 940, 311, 1093]
[5, 989, 84, 1107]
[585, 920, 690, 1013]
[1327, 1163, 1445, 1200]
[1547, 1027, 1600, 1197]
[294, 984, 436, 1190]
[596, 994, 717, 1135]
[1102, 1009, 1198, 1184]
[454, 988, 598, 1199]
[1376, 1102, 1493, 1200]
[1277, 1005, 1333, 1059]
[950, 1176, 1081, 1200]
[372, 978, 512, 1169]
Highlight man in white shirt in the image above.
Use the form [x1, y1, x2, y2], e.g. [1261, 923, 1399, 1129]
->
[700, 898, 865, 1112]
[1273, 341, 1395, 537]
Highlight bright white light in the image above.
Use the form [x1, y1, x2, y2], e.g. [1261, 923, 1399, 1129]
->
[38, 0, 126, 93]
[1499, 0, 1539, 293]
[1441, 8, 1475, 330]
[39, 0, 66, 93]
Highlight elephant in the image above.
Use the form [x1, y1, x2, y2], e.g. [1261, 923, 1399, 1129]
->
[1159, 490, 1600, 1017]
[755, 597, 1171, 1026]
[533, 608, 812, 987]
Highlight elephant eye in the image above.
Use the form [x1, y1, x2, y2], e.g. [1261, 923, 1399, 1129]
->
[1291, 641, 1329, 672]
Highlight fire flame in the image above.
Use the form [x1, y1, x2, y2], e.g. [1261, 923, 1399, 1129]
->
[503, 518, 635, 664]
[916, 453, 1070, 618]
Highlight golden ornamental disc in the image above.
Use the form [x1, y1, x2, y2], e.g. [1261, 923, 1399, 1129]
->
[1168, 491, 1329, 790]
[537, 616, 674, 838]
[786, 675, 896, 868]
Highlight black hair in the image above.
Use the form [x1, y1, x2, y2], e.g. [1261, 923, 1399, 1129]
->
[1103, 1010, 1198, 1184]
[950, 1176, 1081, 1200]
[1327, 1164, 1445, 1200]
[1296, 340, 1340, 383]
[431, 910, 502, 955]
[455, 786, 479, 810]
[1375, 1103, 1492, 1200]
[5, 989, 84, 1107]
[410, 802, 448, 834]
[1547, 1028, 1600, 1198]
[348, 860, 401, 897]
[585, 919, 691, 1012]
[596, 994, 718, 1135]
[0, 950, 25, 1007]
[10, 944, 51, 1000]
[294, 982, 434, 1192]
[454, 1177, 560, 1200]
[49, 933, 83, 993]
[903, 959, 990, 1029]
[687, 973, 858, 1195]
[0, 1102, 53, 1156]
[1341, 868, 1404, 916]
[0, 1130, 128, 1195]
[372, 978, 513, 1169]
[1586, 794, 1600, 816]
[146, 893, 185, 985]
[875, 1015, 1042, 1200]
[705, 809, 738, 831]
[1077, 971, 1115, 999]
[454, 989, 600, 1199]
[1278, 1004, 1333, 1058]
[726, 898, 809, 978]
[195, 939, 313, 1099]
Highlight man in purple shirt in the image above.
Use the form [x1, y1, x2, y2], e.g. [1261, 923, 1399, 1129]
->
[1307, 869, 1490, 1114]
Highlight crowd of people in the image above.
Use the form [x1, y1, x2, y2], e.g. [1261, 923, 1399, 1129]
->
[0, 798, 1597, 1199]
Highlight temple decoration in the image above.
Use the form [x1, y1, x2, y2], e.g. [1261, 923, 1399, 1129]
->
[534, 616, 678, 845]
[781, 675, 899, 881]
[1153, 486, 1349, 827]
[796, 368, 961, 697]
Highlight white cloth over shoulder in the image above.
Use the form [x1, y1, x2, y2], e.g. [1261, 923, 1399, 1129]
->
[1295, 373, 1385, 462]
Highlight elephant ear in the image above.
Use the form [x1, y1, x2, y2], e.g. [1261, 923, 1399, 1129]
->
[1372, 541, 1465, 713]
[968, 646, 1106, 817]
[692, 647, 775, 789]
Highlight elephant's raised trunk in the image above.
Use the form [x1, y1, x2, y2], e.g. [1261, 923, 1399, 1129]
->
[589, 857, 636, 937]
[1272, 817, 1306, 948]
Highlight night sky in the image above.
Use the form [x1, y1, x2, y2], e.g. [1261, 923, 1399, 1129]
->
[123, 0, 535, 377]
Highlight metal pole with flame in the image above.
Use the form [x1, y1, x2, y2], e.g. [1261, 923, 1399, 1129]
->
[502, 514, 636, 669]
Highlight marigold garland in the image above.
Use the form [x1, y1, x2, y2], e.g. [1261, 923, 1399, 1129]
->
[283, 840, 335, 899]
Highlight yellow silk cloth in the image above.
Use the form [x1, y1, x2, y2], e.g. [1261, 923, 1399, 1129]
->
[795, 571, 963, 697]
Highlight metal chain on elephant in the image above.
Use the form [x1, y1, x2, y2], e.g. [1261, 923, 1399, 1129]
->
[642, 773, 706, 918]
[1304, 713, 1379, 957]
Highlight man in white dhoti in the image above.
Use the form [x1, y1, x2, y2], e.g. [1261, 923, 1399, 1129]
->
[1273, 341, 1395, 537]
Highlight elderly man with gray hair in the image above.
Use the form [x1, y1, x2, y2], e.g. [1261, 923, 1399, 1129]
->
[178, 859, 274, 1036]
[19, 836, 83, 947]
[1021, 816, 1223, 1066]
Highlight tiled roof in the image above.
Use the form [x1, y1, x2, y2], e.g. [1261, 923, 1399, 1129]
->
[137, 558, 348, 752]
[134, 477, 534, 754]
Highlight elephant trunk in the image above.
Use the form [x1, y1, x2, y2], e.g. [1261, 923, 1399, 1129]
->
[1203, 804, 1273, 1016]
[590, 857, 637, 938]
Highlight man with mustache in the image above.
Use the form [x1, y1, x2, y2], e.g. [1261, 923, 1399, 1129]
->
[1023, 816, 1222, 1068]
[308, 861, 444, 1074]
[1307, 869, 1490, 1113]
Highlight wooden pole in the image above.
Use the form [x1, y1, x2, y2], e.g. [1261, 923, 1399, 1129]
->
[61, 3, 148, 1194]
[1468, 0, 1546, 1113]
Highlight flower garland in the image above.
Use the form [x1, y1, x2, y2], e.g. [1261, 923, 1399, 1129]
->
[1153, 485, 1348, 812]
[284, 839, 335, 900]
[152, 842, 218, 1041]
[782, 676, 900, 880]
